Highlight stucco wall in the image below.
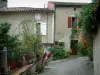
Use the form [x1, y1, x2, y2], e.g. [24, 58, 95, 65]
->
[0, 12, 53, 43]
[55, 7, 81, 48]
[94, 26, 100, 75]
[0, 0, 7, 8]
[55, 7, 81, 41]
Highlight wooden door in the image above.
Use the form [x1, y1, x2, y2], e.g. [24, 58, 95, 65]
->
[70, 40, 78, 55]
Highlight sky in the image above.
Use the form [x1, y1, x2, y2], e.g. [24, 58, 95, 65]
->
[8, 0, 92, 8]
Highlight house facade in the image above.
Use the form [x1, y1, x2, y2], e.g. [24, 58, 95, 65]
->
[48, 2, 88, 54]
[0, 0, 88, 50]
[0, 1, 54, 47]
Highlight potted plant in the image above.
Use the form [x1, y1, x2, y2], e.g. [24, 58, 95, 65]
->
[55, 41, 58, 45]
[59, 42, 64, 47]
[8, 53, 17, 70]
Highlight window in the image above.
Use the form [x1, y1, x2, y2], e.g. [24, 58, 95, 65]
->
[35, 13, 41, 21]
[74, 8, 76, 11]
[72, 17, 77, 28]
[35, 22, 47, 35]
[68, 16, 72, 28]
[40, 22, 47, 35]
[68, 16, 77, 28]
[36, 23, 41, 34]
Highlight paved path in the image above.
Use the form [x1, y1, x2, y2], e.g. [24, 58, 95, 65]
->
[40, 57, 94, 75]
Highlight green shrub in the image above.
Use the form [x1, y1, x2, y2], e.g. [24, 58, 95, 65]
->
[48, 47, 65, 60]
[59, 42, 64, 47]
[0, 22, 21, 63]
[65, 49, 72, 58]
[20, 20, 43, 58]
[75, 43, 89, 56]
[48, 47, 71, 60]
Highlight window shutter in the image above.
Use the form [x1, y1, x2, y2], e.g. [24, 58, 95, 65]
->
[68, 16, 72, 28]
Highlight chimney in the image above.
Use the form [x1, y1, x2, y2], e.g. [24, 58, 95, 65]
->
[0, 0, 8, 8]
[44, 4, 45, 8]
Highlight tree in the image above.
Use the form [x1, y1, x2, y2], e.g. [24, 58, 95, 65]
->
[0, 22, 20, 74]
[20, 20, 43, 59]
[77, 0, 100, 60]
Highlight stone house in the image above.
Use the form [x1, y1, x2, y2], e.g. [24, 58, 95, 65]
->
[48, 1, 88, 54]
[0, 0, 54, 49]
[0, 0, 88, 53]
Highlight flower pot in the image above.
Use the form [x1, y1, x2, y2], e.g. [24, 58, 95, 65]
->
[8, 61, 16, 70]
[55, 41, 58, 45]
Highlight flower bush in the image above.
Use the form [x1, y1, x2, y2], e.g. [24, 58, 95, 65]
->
[65, 48, 72, 57]
[75, 39, 93, 60]
[48, 47, 72, 60]
[48, 47, 65, 60]
[78, 1, 99, 34]
[76, 0, 100, 60]
[75, 43, 88, 56]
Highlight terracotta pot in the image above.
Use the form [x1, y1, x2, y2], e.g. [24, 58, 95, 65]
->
[8, 61, 16, 70]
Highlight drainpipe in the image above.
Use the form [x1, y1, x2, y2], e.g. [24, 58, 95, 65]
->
[54, 6, 56, 45]
[47, 13, 48, 46]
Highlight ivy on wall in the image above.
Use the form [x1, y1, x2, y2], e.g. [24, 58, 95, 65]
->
[75, 0, 100, 60]
[78, 1, 99, 35]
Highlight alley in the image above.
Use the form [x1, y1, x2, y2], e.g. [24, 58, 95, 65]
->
[40, 57, 94, 75]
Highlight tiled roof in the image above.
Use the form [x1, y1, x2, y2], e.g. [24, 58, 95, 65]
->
[0, 7, 54, 13]
[49, 1, 89, 6]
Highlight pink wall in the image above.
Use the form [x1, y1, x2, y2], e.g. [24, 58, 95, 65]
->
[47, 2, 55, 10]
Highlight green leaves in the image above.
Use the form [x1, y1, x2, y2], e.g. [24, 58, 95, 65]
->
[92, 0, 99, 3]
[77, 2, 97, 59]
[20, 20, 43, 57]
[48, 47, 71, 60]
[75, 43, 88, 56]
[0, 22, 21, 62]
[0, 22, 19, 50]
[0, 22, 11, 34]
[70, 28, 80, 40]
[58, 42, 64, 47]
[78, 2, 98, 34]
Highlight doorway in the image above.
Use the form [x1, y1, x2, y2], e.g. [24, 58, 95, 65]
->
[70, 40, 78, 55]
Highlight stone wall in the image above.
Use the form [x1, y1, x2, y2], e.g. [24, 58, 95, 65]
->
[93, 26, 100, 75]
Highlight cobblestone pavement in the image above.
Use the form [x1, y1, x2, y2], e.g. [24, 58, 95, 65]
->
[40, 57, 94, 75]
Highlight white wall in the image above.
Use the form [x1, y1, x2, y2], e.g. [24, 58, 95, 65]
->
[0, 12, 54, 43]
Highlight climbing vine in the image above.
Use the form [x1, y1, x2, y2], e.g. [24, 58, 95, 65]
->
[78, 1, 99, 35]
[76, 0, 100, 60]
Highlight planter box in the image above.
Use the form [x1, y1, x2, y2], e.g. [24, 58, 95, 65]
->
[11, 60, 37, 75]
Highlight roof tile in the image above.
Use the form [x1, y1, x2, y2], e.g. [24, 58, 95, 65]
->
[0, 7, 54, 13]
[49, 1, 89, 6]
